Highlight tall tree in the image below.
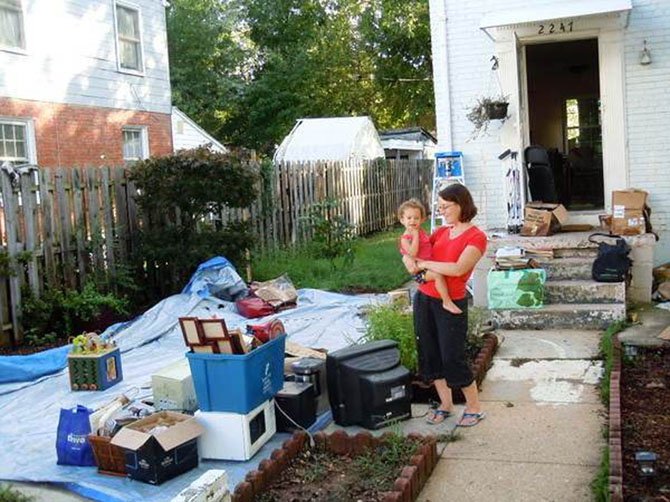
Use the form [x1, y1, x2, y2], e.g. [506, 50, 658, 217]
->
[167, 0, 434, 153]
[166, 0, 250, 141]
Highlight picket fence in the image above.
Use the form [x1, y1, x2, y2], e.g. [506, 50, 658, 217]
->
[0, 159, 432, 344]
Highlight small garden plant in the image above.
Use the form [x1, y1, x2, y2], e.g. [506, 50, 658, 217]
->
[364, 302, 488, 373]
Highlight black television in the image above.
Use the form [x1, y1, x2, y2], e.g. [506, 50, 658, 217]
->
[326, 340, 411, 429]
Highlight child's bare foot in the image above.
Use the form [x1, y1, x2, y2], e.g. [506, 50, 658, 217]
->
[442, 301, 462, 314]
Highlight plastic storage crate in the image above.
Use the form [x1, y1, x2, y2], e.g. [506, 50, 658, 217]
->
[68, 347, 123, 391]
[186, 335, 286, 414]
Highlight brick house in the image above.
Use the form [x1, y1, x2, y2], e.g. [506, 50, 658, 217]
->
[428, 0, 669, 267]
[0, 0, 173, 167]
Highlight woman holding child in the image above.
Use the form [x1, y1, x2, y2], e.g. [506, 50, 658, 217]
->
[401, 184, 487, 427]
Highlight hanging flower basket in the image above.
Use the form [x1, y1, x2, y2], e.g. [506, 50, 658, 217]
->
[466, 95, 510, 138]
[484, 101, 509, 120]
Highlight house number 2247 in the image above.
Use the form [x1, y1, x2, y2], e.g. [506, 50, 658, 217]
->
[538, 21, 573, 34]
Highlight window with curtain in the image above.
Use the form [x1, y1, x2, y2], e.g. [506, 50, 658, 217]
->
[122, 127, 147, 161]
[115, 3, 143, 72]
[0, 0, 25, 50]
[0, 121, 29, 165]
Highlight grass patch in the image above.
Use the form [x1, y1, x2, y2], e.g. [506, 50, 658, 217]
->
[0, 485, 34, 502]
[591, 446, 610, 502]
[598, 320, 628, 406]
[251, 228, 408, 293]
[590, 320, 628, 502]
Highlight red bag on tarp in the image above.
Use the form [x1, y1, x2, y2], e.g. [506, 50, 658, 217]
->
[235, 295, 275, 319]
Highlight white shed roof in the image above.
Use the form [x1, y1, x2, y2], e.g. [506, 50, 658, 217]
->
[273, 116, 385, 162]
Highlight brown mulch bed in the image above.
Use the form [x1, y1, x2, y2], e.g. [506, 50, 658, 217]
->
[621, 346, 670, 500]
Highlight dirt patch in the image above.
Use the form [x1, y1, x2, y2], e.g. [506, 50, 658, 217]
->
[257, 435, 420, 501]
[621, 346, 670, 499]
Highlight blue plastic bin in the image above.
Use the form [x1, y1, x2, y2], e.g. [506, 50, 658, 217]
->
[186, 335, 286, 413]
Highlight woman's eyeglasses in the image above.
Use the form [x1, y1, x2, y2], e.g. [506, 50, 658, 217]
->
[438, 203, 457, 211]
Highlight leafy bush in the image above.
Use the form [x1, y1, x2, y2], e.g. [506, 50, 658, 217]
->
[21, 282, 129, 346]
[301, 199, 355, 269]
[130, 147, 259, 294]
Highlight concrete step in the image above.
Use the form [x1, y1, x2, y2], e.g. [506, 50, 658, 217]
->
[553, 247, 598, 258]
[537, 257, 594, 280]
[491, 303, 626, 330]
[544, 280, 625, 304]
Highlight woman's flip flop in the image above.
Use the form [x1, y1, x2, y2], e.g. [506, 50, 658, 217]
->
[457, 411, 486, 427]
[426, 409, 452, 425]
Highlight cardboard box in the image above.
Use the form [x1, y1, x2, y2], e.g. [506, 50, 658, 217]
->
[521, 203, 568, 236]
[151, 359, 198, 412]
[611, 189, 648, 235]
[111, 411, 203, 485]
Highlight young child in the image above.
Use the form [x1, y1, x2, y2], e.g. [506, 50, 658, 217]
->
[398, 199, 462, 314]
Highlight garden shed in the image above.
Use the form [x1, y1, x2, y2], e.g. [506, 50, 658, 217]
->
[273, 116, 385, 162]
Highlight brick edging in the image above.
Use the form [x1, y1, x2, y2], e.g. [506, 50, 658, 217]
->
[231, 430, 439, 502]
[609, 335, 624, 501]
[473, 332, 499, 387]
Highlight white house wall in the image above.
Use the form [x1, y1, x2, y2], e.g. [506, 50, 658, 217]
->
[172, 108, 226, 153]
[0, 0, 171, 114]
[431, 0, 670, 265]
[624, 0, 670, 264]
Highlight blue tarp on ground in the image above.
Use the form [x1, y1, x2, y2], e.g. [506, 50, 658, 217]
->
[0, 258, 382, 501]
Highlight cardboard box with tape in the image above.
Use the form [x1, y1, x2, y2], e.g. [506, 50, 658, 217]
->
[520, 203, 568, 237]
[611, 189, 648, 235]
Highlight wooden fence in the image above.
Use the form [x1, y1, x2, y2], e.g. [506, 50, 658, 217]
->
[0, 159, 432, 344]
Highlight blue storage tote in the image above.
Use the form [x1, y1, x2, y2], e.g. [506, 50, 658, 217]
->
[186, 335, 286, 413]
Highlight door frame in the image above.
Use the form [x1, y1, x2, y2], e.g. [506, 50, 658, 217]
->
[494, 21, 627, 220]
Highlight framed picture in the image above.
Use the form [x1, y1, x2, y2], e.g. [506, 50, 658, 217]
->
[179, 317, 204, 346]
[200, 319, 230, 340]
[216, 339, 234, 354]
[228, 329, 249, 355]
[192, 344, 218, 354]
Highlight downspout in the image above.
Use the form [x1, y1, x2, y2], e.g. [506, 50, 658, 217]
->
[429, 0, 453, 151]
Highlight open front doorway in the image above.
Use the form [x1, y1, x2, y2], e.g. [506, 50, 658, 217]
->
[526, 38, 603, 210]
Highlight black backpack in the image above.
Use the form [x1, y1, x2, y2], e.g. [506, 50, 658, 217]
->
[589, 233, 632, 283]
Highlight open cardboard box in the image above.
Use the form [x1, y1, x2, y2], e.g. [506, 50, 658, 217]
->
[521, 202, 568, 237]
[611, 189, 648, 235]
[111, 411, 203, 485]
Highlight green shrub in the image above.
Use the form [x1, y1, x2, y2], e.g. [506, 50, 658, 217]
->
[365, 303, 417, 371]
[301, 199, 355, 269]
[21, 282, 129, 346]
[130, 147, 259, 294]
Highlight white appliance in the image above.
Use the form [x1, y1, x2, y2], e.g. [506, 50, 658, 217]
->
[195, 399, 276, 461]
[151, 359, 198, 412]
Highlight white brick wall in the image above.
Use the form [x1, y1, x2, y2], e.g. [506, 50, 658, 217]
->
[624, 0, 670, 265]
[432, 0, 670, 265]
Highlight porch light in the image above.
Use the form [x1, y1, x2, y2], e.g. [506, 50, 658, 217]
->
[640, 40, 652, 65]
[635, 451, 658, 477]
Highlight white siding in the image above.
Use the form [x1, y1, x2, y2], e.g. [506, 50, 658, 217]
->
[431, 0, 670, 264]
[0, 0, 171, 114]
[172, 107, 226, 153]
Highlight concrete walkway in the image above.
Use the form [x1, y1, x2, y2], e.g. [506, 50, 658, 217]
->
[418, 328, 606, 502]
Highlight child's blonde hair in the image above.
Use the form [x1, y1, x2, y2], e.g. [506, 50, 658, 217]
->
[397, 198, 427, 220]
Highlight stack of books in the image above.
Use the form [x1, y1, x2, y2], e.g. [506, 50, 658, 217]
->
[494, 247, 540, 270]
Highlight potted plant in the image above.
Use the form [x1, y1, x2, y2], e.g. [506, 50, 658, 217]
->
[467, 95, 509, 138]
